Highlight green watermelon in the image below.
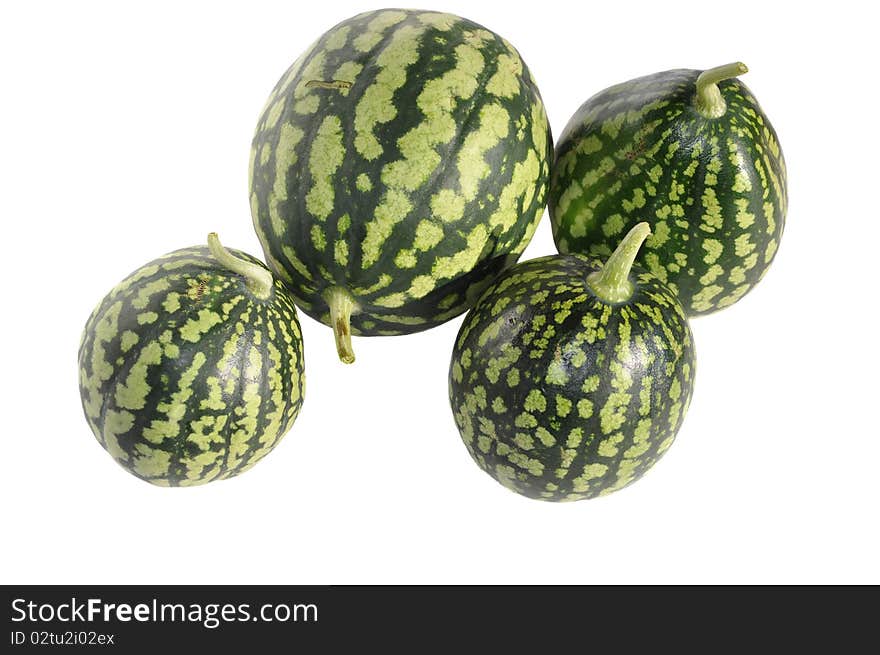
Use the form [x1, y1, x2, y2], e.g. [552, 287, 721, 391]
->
[549, 62, 787, 315]
[449, 223, 695, 501]
[77, 234, 305, 486]
[249, 9, 553, 363]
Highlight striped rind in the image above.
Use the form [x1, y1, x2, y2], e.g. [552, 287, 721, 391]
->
[77, 246, 305, 486]
[449, 254, 696, 501]
[549, 69, 787, 315]
[250, 9, 553, 336]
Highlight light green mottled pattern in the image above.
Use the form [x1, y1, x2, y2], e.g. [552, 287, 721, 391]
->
[78, 246, 305, 486]
[249, 9, 553, 337]
[354, 22, 422, 160]
[305, 115, 345, 220]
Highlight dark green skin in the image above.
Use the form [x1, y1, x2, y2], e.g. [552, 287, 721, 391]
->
[550, 69, 787, 316]
[449, 254, 696, 501]
[250, 9, 553, 336]
[78, 246, 305, 486]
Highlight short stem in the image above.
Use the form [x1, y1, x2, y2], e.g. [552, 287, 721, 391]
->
[305, 80, 353, 90]
[207, 232, 273, 300]
[324, 286, 357, 364]
[694, 62, 748, 119]
[587, 222, 651, 304]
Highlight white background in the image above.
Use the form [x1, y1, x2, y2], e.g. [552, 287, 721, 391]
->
[1, 0, 877, 584]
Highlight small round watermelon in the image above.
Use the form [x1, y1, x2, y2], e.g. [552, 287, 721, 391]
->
[249, 9, 553, 363]
[550, 62, 786, 316]
[78, 234, 305, 486]
[449, 223, 696, 501]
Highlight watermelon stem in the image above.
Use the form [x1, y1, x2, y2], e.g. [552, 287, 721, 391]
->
[325, 286, 356, 364]
[694, 62, 748, 119]
[305, 80, 353, 90]
[587, 222, 651, 304]
[207, 232, 273, 300]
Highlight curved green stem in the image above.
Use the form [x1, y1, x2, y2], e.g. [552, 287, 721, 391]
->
[587, 222, 651, 304]
[324, 286, 357, 364]
[207, 232, 273, 300]
[694, 62, 748, 119]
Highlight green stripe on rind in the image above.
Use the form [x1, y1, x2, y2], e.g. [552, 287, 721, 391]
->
[250, 9, 552, 336]
[449, 254, 696, 501]
[78, 247, 305, 486]
[549, 69, 786, 316]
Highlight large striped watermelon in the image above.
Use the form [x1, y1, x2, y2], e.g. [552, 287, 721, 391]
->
[78, 234, 305, 486]
[449, 224, 696, 501]
[249, 9, 553, 363]
[550, 63, 787, 315]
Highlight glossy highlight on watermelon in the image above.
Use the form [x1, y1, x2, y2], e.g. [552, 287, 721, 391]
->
[550, 63, 786, 315]
[449, 224, 695, 501]
[77, 234, 305, 486]
[249, 9, 553, 363]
